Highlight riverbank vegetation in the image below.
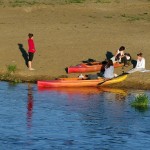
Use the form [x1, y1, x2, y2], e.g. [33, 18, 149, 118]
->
[131, 94, 149, 110]
[1, 0, 147, 7]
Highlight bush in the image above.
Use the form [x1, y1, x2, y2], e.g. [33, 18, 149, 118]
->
[131, 94, 149, 109]
[65, 0, 85, 3]
[7, 64, 17, 73]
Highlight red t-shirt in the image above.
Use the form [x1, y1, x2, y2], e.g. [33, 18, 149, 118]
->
[28, 38, 36, 53]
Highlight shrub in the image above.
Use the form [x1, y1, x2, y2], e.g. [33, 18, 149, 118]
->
[65, 0, 85, 3]
[7, 64, 17, 73]
[96, 0, 111, 3]
[131, 94, 149, 109]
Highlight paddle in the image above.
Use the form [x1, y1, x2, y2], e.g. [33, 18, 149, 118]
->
[97, 72, 128, 86]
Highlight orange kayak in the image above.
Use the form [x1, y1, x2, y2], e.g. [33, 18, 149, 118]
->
[67, 62, 123, 74]
[37, 74, 127, 88]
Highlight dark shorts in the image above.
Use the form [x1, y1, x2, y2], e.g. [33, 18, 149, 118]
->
[28, 52, 34, 61]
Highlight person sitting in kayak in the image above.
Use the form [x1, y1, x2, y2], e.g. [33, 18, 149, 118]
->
[103, 60, 115, 79]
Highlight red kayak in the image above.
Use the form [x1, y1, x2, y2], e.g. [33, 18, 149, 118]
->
[67, 62, 123, 74]
[37, 74, 127, 88]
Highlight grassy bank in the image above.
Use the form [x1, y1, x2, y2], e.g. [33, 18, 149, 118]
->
[1, 0, 148, 7]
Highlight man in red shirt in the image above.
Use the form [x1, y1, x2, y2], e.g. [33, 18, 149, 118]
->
[28, 33, 36, 70]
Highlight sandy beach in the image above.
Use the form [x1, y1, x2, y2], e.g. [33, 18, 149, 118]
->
[0, 0, 150, 89]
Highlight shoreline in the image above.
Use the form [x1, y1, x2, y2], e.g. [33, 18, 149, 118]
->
[1, 70, 150, 90]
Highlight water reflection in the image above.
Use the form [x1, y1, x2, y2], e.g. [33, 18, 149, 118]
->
[38, 87, 127, 97]
[27, 84, 34, 128]
[1, 81, 150, 149]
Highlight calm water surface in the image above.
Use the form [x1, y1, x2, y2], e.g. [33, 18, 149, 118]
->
[0, 81, 150, 150]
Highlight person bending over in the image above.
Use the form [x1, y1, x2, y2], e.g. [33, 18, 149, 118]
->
[111, 46, 125, 63]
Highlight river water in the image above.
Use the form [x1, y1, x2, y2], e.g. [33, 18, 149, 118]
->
[0, 81, 150, 150]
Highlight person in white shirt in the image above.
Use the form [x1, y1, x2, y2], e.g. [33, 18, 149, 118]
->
[104, 60, 115, 79]
[111, 46, 125, 63]
[128, 53, 146, 73]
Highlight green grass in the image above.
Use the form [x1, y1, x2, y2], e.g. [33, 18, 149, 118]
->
[65, 0, 85, 3]
[120, 13, 150, 22]
[7, 0, 87, 6]
[131, 94, 149, 110]
[104, 16, 113, 18]
[114, 0, 120, 3]
[96, 0, 111, 3]
[121, 14, 142, 21]
[7, 64, 17, 73]
[9, 0, 39, 7]
[0, 0, 3, 5]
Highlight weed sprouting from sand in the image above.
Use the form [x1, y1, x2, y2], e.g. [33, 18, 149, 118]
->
[121, 12, 150, 22]
[130, 94, 149, 111]
[96, 0, 111, 3]
[9, 0, 39, 7]
[0, 0, 3, 5]
[104, 16, 113, 18]
[7, 64, 17, 73]
[115, 0, 120, 3]
[89, 15, 96, 19]
[65, 0, 85, 3]
[9, 0, 87, 5]
[121, 14, 144, 22]
[0, 64, 23, 83]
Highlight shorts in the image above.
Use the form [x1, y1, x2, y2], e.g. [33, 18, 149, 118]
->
[28, 52, 34, 61]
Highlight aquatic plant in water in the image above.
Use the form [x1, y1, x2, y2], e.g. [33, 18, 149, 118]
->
[131, 94, 149, 110]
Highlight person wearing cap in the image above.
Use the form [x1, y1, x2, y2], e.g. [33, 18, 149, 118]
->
[127, 53, 146, 73]
[28, 33, 36, 70]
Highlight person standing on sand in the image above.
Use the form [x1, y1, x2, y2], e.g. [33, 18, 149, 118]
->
[28, 33, 36, 70]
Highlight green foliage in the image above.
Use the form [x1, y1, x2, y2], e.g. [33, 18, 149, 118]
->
[96, 0, 111, 3]
[0, 0, 3, 5]
[13, 78, 22, 83]
[9, 0, 38, 7]
[121, 14, 143, 21]
[121, 12, 150, 22]
[65, 0, 85, 3]
[115, 0, 120, 3]
[7, 64, 17, 73]
[131, 94, 149, 110]
[104, 16, 113, 18]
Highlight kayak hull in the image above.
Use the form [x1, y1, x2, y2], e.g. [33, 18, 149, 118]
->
[67, 62, 123, 74]
[37, 75, 127, 88]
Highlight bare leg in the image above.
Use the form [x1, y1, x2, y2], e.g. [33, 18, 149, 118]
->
[28, 61, 35, 70]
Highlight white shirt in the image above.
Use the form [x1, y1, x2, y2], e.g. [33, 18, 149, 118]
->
[136, 58, 145, 69]
[126, 55, 131, 60]
[104, 66, 114, 79]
